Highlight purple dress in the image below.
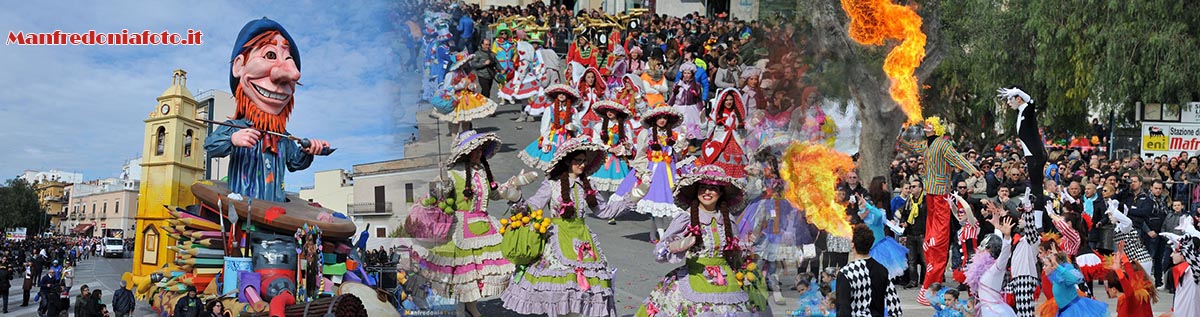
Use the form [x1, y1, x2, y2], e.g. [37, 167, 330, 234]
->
[632, 128, 688, 217]
[500, 177, 620, 316]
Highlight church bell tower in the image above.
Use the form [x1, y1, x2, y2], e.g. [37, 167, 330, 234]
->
[132, 69, 207, 276]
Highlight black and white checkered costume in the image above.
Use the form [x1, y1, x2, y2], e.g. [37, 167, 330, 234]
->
[1116, 230, 1153, 268]
[836, 258, 902, 317]
[1009, 275, 1038, 317]
[1009, 206, 1041, 317]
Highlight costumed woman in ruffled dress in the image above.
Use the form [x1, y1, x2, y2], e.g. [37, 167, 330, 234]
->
[519, 84, 582, 170]
[409, 130, 518, 317]
[640, 58, 669, 107]
[628, 46, 646, 76]
[627, 105, 689, 240]
[497, 34, 540, 105]
[635, 165, 770, 317]
[589, 100, 636, 194]
[737, 148, 807, 305]
[699, 88, 748, 178]
[434, 54, 498, 136]
[669, 62, 706, 148]
[501, 138, 619, 317]
[576, 67, 607, 136]
[518, 35, 563, 123]
[614, 74, 648, 131]
[745, 82, 794, 155]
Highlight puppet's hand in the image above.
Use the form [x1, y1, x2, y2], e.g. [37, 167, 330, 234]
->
[231, 129, 262, 148]
[303, 139, 330, 155]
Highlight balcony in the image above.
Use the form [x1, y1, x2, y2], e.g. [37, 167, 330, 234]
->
[348, 202, 392, 216]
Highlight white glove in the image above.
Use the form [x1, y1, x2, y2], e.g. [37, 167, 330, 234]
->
[1179, 216, 1200, 238]
[1060, 189, 1077, 204]
[628, 182, 651, 204]
[1020, 188, 1033, 210]
[1105, 199, 1120, 215]
[886, 220, 905, 236]
[1045, 200, 1056, 216]
[1161, 232, 1183, 244]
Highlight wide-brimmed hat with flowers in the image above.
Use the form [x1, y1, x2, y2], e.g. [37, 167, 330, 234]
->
[640, 104, 683, 129]
[591, 100, 630, 119]
[674, 165, 746, 209]
[445, 130, 501, 168]
[543, 84, 580, 101]
[546, 137, 606, 179]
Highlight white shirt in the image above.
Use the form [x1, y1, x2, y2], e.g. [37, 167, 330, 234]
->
[1016, 103, 1033, 157]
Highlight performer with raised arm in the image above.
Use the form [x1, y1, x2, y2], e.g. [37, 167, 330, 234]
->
[964, 217, 1017, 317]
[896, 117, 982, 305]
[998, 86, 1049, 208]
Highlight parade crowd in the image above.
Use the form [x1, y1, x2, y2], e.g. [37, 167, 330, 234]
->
[0, 236, 138, 316]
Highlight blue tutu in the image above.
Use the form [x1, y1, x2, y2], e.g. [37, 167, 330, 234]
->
[590, 153, 630, 192]
[518, 132, 568, 170]
[1056, 296, 1107, 317]
[870, 237, 909, 278]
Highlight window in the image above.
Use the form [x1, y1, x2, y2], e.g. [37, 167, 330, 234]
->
[376, 227, 386, 237]
[103, 202, 107, 214]
[155, 126, 166, 156]
[405, 183, 414, 203]
[184, 129, 194, 157]
[115, 200, 119, 215]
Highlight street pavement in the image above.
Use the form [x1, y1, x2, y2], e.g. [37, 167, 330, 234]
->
[1, 254, 160, 317]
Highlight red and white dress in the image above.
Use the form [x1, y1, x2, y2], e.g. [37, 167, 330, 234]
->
[576, 67, 606, 136]
[698, 89, 747, 178]
[497, 41, 540, 101]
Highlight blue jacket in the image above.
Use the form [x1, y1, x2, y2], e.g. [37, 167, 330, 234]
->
[458, 16, 474, 40]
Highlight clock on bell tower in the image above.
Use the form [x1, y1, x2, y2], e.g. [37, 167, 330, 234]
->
[132, 69, 207, 277]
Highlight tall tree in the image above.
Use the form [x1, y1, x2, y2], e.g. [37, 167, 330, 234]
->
[0, 178, 48, 236]
[797, 0, 947, 184]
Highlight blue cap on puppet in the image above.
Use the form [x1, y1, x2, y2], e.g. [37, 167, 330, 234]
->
[229, 17, 301, 92]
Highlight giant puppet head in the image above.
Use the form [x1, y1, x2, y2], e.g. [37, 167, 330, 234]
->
[422, 12, 452, 42]
[229, 18, 301, 136]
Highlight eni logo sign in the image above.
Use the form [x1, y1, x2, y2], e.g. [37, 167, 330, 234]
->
[1144, 126, 1168, 151]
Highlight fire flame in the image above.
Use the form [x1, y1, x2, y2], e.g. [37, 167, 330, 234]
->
[780, 142, 856, 237]
[841, 0, 927, 123]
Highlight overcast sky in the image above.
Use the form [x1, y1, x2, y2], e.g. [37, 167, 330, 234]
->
[0, 1, 420, 190]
